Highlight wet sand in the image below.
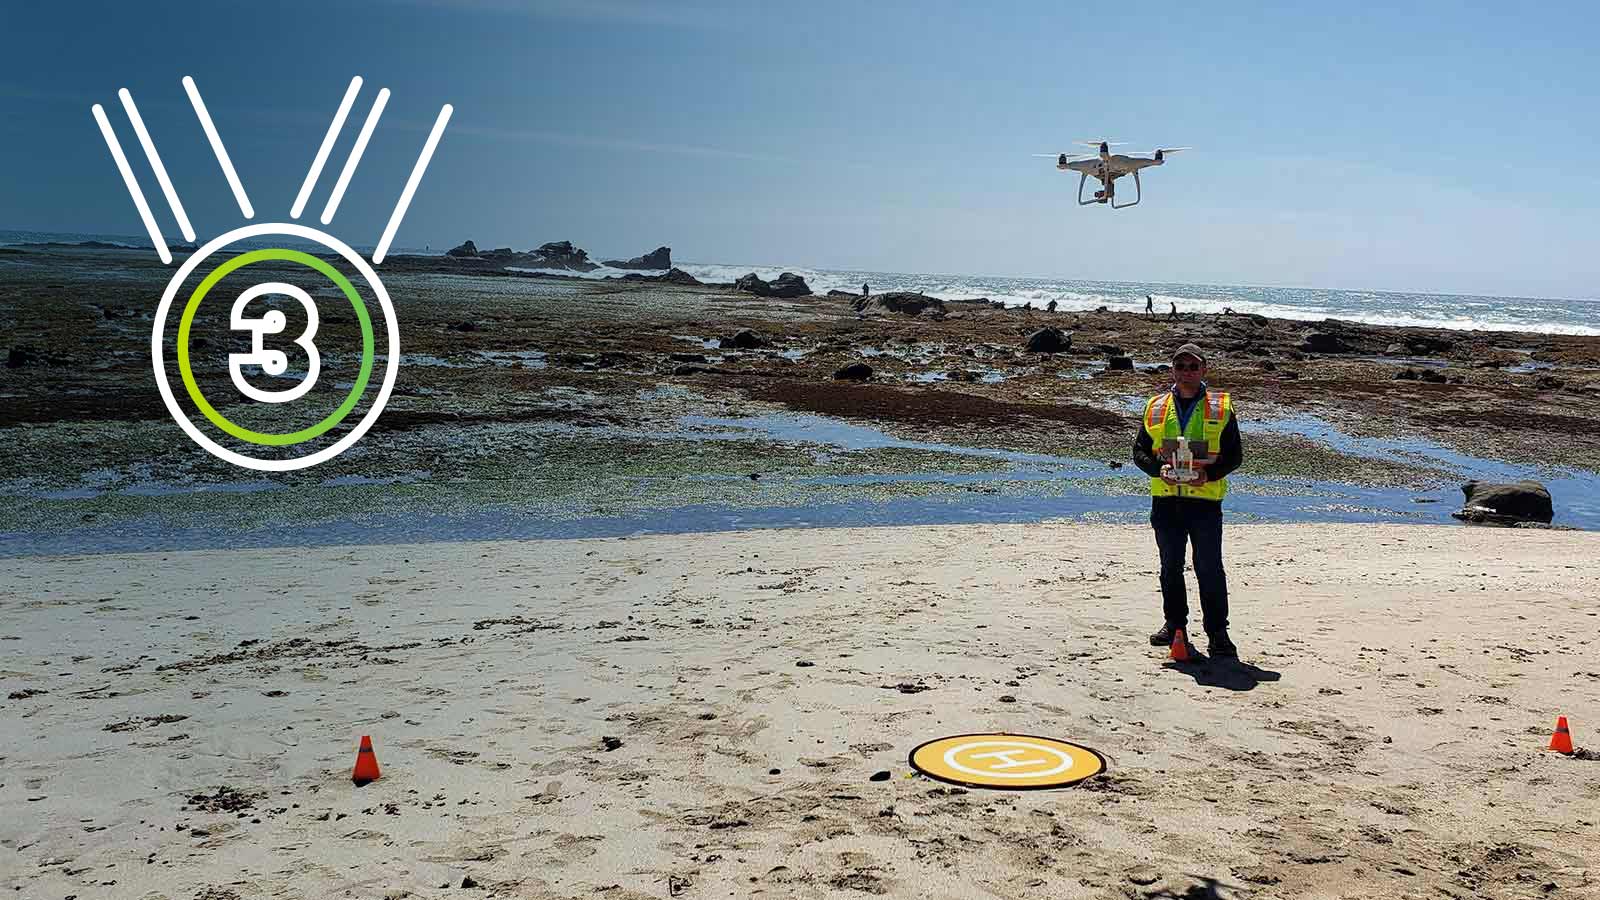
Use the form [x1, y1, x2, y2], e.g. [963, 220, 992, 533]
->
[3, 523, 1597, 899]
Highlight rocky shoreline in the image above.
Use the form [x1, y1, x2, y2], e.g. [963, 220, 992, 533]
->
[2, 242, 1597, 544]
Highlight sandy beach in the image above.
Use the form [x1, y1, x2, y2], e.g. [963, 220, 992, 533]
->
[3, 522, 1597, 899]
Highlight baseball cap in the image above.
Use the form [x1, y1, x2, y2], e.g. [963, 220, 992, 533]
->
[1172, 343, 1206, 364]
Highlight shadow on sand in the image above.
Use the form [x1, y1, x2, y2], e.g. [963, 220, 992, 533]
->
[1144, 874, 1249, 899]
[1160, 656, 1281, 691]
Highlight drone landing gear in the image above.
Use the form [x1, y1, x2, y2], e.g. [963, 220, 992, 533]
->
[1075, 173, 1108, 206]
[1111, 171, 1142, 209]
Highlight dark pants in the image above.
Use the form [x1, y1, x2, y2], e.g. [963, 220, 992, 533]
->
[1151, 497, 1229, 635]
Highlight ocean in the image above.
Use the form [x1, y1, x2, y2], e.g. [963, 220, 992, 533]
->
[5, 229, 1597, 336]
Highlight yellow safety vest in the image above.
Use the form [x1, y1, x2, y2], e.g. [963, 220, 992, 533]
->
[1142, 389, 1233, 501]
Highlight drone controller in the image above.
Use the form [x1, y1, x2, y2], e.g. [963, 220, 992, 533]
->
[1168, 436, 1201, 483]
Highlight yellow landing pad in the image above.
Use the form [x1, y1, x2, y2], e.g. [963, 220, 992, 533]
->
[909, 733, 1106, 790]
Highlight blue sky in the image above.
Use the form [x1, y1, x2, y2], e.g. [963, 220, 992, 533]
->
[3, 0, 1597, 297]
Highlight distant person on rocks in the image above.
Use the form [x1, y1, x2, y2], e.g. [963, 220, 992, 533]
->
[862, 282, 870, 298]
[1146, 295, 1155, 315]
[1169, 301, 1178, 320]
[1047, 299, 1058, 313]
[1131, 343, 1244, 660]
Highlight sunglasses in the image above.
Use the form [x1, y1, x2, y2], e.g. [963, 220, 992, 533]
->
[1173, 361, 1203, 371]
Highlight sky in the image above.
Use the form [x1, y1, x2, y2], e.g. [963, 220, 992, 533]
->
[2, 0, 1597, 298]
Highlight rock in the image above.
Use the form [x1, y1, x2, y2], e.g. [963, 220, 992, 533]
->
[1420, 369, 1448, 383]
[834, 362, 873, 381]
[1406, 335, 1455, 354]
[1259, 360, 1276, 371]
[723, 329, 767, 349]
[446, 321, 477, 332]
[869, 771, 891, 782]
[1393, 369, 1419, 381]
[661, 267, 701, 286]
[669, 352, 707, 363]
[600, 736, 623, 752]
[734, 273, 773, 296]
[1453, 480, 1554, 526]
[7, 346, 36, 368]
[1107, 355, 1134, 371]
[1301, 332, 1352, 353]
[827, 289, 857, 297]
[854, 292, 945, 317]
[1127, 867, 1161, 886]
[529, 240, 595, 271]
[461, 875, 478, 889]
[768, 272, 812, 298]
[602, 246, 671, 269]
[1537, 374, 1565, 390]
[445, 240, 479, 258]
[1024, 327, 1071, 354]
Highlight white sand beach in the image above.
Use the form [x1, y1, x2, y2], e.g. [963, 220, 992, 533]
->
[3, 523, 1597, 899]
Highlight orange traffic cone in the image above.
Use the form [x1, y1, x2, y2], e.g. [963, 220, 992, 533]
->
[352, 735, 381, 784]
[1548, 716, 1574, 754]
[1169, 628, 1191, 662]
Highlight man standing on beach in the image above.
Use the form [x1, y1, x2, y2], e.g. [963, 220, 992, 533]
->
[1131, 343, 1243, 658]
[1145, 295, 1154, 315]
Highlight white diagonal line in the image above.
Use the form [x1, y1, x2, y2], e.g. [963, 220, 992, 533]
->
[374, 104, 452, 264]
[118, 88, 196, 243]
[91, 103, 170, 265]
[292, 76, 363, 220]
[182, 75, 254, 218]
[320, 87, 389, 225]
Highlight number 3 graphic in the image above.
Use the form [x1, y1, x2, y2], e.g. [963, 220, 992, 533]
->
[229, 282, 321, 404]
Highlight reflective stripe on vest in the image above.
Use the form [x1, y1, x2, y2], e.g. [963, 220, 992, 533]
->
[1143, 390, 1231, 501]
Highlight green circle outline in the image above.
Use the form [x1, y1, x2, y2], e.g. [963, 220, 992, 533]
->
[176, 249, 375, 447]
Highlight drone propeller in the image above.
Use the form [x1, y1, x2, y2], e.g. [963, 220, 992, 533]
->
[1032, 153, 1097, 160]
[1076, 140, 1125, 148]
[1133, 147, 1192, 155]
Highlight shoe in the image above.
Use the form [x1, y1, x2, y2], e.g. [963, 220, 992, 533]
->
[1207, 631, 1238, 659]
[1148, 623, 1182, 647]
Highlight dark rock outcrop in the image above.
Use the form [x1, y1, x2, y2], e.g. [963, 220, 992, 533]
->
[768, 272, 812, 298]
[661, 267, 702, 286]
[1452, 480, 1554, 526]
[603, 246, 672, 270]
[1025, 327, 1071, 354]
[735, 273, 772, 296]
[1301, 332, 1352, 354]
[853, 292, 945, 317]
[834, 362, 873, 381]
[735, 272, 812, 298]
[446, 240, 479, 258]
[1394, 367, 1446, 383]
[1108, 355, 1134, 371]
[1405, 335, 1455, 355]
[722, 329, 767, 349]
[528, 240, 595, 271]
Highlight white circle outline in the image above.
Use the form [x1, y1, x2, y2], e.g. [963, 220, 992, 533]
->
[151, 222, 399, 472]
[941, 740, 1077, 779]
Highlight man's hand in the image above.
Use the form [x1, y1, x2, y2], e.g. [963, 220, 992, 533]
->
[1159, 465, 1181, 487]
[1188, 467, 1208, 487]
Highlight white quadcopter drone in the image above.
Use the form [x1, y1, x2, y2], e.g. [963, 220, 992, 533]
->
[1035, 140, 1189, 209]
